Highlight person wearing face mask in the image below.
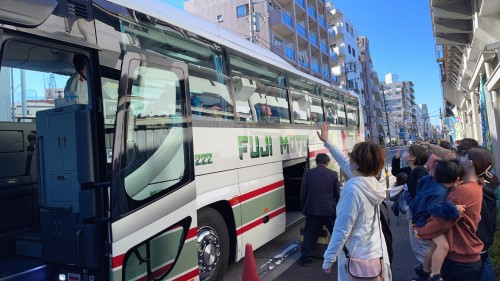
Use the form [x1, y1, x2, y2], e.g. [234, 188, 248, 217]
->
[454, 139, 499, 281]
[399, 145, 430, 280]
[415, 147, 495, 281]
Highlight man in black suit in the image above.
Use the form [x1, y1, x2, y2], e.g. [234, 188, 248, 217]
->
[298, 153, 341, 266]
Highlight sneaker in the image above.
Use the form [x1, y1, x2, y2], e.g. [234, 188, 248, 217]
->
[413, 264, 430, 280]
[428, 274, 443, 281]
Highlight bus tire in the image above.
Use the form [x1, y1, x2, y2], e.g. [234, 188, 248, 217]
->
[197, 207, 230, 281]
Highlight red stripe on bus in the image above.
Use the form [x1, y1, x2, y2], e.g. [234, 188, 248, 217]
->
[235, 206, 286, 236]
[173, 268, 200, 281]
[308, 148, 329, 158]
[112, 254, 124, 268]
[135, 265, 198, 281]
[186, 227, 197, 239]
[231, 180, 284, 206]
[137, 263, 174, 281]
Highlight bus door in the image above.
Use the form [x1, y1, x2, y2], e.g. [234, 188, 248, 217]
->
[109, 52, 198, 280]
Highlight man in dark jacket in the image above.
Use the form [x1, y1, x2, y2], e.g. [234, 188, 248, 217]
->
[298, 153, 340, 266]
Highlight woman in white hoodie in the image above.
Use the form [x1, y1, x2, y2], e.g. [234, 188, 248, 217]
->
[318, 123, 392, 280]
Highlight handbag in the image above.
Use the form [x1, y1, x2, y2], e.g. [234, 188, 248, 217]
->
[343, 205, 384, 281]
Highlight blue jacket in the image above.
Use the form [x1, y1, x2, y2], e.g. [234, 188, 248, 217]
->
[409, 175, 459, 227]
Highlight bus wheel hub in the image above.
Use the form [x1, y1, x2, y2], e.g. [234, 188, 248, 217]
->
[198, 227, 220, 274]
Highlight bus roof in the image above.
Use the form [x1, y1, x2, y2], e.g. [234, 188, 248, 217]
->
[107, 0, 357, 99]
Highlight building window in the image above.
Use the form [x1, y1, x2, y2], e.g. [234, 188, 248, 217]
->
[217, 15, 223, 22]
[236, 4, 249, 18]
[348, 45, 352, 54]
[273, 36, 283, 46]
[346, 22, 350, 33]
[352, 49, 356, 58]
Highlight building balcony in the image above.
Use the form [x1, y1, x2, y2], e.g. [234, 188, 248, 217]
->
[270, 10, 295, 36]
[328, 27, 336, 43]
[311, 60, 320, 73]
[285, 45, 296, 60]
[330, 51, 338, 63]
[332, 75, 340, 85]
[309, 32, 318, 47]
[333, 46, 346, 57]
[322, 66, 330, 79]
[307, 5, 316, 21]
[271, 43, 296, 63]
[299, 59, 309, 69]
[295, 0, 305, 10]
[320, 41, 328, 54]
[333, 25, 344, 40]
[296, 22, 307, 40]
[318, 15, 326, 29]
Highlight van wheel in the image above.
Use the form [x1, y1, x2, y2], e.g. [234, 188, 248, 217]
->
[197, 207, 230, 281]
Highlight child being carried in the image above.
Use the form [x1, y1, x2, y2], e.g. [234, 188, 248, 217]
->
[410, 159, 465, 281]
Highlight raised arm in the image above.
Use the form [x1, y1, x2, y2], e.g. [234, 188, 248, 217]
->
[317, 123, 352, 178]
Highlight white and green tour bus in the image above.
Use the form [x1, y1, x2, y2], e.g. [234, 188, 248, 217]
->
[0, 0, 363, 280]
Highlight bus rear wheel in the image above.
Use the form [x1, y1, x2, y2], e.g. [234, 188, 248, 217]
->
[197, 207, 229, 281]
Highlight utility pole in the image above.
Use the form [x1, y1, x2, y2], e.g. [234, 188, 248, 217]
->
[248, 0, 263, 43]
[249, 0, 255, 43]
[381, 84, 392, 148]
[439, 108, 444, 138]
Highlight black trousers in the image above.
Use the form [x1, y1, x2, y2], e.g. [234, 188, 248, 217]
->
[300, 214, 335, 261]
[441, 258, 482, 281]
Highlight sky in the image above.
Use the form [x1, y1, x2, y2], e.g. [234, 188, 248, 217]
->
[163, 0, 443, 126]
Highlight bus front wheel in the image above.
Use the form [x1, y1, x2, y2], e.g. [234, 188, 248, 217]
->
[197, 207, 230, 281]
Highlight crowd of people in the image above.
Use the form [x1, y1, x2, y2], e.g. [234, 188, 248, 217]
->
[297, 123, 498, 281]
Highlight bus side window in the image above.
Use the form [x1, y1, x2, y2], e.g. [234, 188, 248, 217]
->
[233, 76, 258, 123]
[121, 61, 189, 201]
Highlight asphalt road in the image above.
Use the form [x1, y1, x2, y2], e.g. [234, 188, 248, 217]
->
[224, 147, 421, 281]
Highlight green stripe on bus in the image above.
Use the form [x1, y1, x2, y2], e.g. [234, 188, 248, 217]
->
[113, 233, 197, 280]
[239, 188, 285, 226]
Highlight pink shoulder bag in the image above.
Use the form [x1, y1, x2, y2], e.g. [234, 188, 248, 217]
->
[343, 205, 384, 281]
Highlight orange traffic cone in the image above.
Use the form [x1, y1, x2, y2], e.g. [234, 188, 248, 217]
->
[242, 243, 260, 281]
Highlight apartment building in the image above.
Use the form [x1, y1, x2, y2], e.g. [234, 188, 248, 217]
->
[414, 103, 423, 138]
[327, 5, 362, 93]
[420, 104, 430, 140]
[382, 77, 417, 143]
[429, 0, 500, 171]
[184, 0, 340, 84]
[372, 71, 388, 144]
[358, 36, 380, 142]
